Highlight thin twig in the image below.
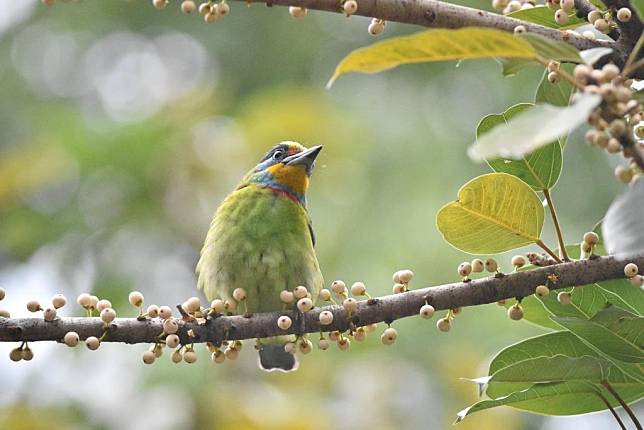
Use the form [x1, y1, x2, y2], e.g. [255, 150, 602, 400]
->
[601, 380, 643, 430]
[543, 189, 570, 262]
[595, 390, 628, 430]
[536, 239, 564, 263]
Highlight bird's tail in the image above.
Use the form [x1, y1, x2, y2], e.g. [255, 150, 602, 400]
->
[258, 344, 299, 372]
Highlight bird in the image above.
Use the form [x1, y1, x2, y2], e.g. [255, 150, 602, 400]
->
[196, 141, 324, 372]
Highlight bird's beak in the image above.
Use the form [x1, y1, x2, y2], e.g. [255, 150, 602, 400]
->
[283, 145, 322, 175]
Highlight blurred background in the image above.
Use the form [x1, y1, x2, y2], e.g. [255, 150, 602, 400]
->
[0, 1, 631, 429]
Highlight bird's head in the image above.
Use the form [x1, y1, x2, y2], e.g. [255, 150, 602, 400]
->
[242, 141, 322, 204]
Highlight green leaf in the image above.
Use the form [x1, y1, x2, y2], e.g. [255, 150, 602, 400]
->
[478, 103, 563, 190]
[535, 65, 574, 107]
[485, 332, 644, 400]
[553, 306, 644, 363]
[456, 381, 605, 421]
[469, 93, 601, 162]
[498, 58, 537, 76]
[327, 28, 537, 87]
[519, 33, 583, 63]
[489, 355, 611, 384]
[508, 6, 585, 29]
[436, 173, 544, 254]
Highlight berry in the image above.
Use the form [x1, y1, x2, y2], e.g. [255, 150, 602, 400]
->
[615, 165, 633, 183]
[297, 297, 314, 312]
[548, 71, 560, 84]
[630, 275, 644, 287]
[328, 331, 341, 342]
[277, 315, 293, 330]
[594, 18, 609, 33]
[319, 310, 334, 325]
[508, 304, 524, 320]
[458, 262, 472, 277]
[232, 288, 247, 302]
[437, 318, 451, 332]
[398, 269, 413, 283]
[554, 9, 569, 25]
[419, 304, 435, 319]
[217, 1, 230, 16]
[318, 338, 329, 350]
[64, 331, 79, 347]
[52, 294, 67, 309]
[610, 119, 627, 137]
[181, 0, 196, 13]
[368, 19, 385, 35]
[284, 342, 296, 354]
[299, 338, 313, 354]
[212, 349, 225, 363]
[100, 308, 116, 324]
[624, 263, 639, 278]
[471, 259, 484, 273]
[198, 2, 211, 14]
[337, 338, 351, 351]
[224, 299, 237, 311]
[535, 285, 550, 298]
[27, 300, 41, 313]
[9, 348, 22, 362]
[88, 295, 99, 309]
[289, 6, 307, 18]
[506, 0, 521, 12]
[293, 286, 308, 299]
[343, 0, 358, 15]
[602, 63, 620, 80]
[617, 7, 631, 22]
[492, 0, 509, 9]
[184, 350, 197, 363]
[350, 282, 367, 296]
[485, 258, 498, 272]
[278, 290, 294, 304]
[343, 297, 358, 313]
[582, 30, 596, 39]
[43, 308, 57, 322]
[583, 232, 599, 246]
[86, 336, 100, 350]
[392, 283, 406, 294]
[142, 350, 156, 364]
[381, 327, 397, 345]
[365, 323, 377, 332]
[587, 10, 601, 23]
[183, 296, 201, 313]
[163, 319, 179, 334]
[152, 0, 168, 9]
[318, 289, 331, 301]
[22, 348, 34, 361]
[146, 304, 159, 318]
[0, 309, 9, 318]
[158, 306, 173, 319]
[354, 328, 367, 341]
[128, 291, 144, 307]
[0, 288, 4, 301]
[171, 350, 183, 363]
[511, 255, 526, 268]
[560, 0, 573, 12]
[331, 280, 347, 295]
[513, 25, 526, 34]
[204, 11, 218, 22]
[606, 138, 622, 154]
[97, 299, 112, 312]
[73, 293, 92, 308]
[557, 291, 572, 305]
[547, 61, 560, 72]
[165, 334, 180, 348]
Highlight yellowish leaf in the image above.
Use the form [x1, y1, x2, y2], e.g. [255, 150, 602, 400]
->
[327, 28, 537, 87]
[436, 173, 544, 254]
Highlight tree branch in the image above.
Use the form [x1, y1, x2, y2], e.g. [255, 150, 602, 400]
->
[1, 254, 642, 345]
[252, 0, 621, 60]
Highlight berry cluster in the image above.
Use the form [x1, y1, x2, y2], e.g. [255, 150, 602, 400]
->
[624, 262, 644, 287]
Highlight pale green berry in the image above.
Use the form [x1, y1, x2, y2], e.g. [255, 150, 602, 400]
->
[558, 291, 572, 305]
[146, 304, 159, 318]
[171, 350, 183, 363]
[100, 308, 116, 324]
[183, 296, 201, 313]
[458, 262, 472, 277]
[86, 336, 100, 350]
[508, 304, 524, 320]
[331, 280, 347, 295]
[158, 306, 173, 319]
[294, 286, 308, 299]
[319, 310, 334, 325]
[52, 294, 66, 309]
[96, 299, 112, 312]
[511, 255, 526, 268]
[381, 327, 397, 345]
[398, 269, 413, 284]
[471, 259, 484, 273]
[64, 331, 79, 347]
[318, 338, 329, 350]
[165, 334, 180, 348]
[183, 350, 197, 363]
[163, 319, 179, 335]
[343, 298, 358, 313]
[142, 350, 156, 364]
[232, 288, 247, 302]
[485, 258, 498, 272]
[350, 282, 367, 296]
[437, 318, 451, 332]
[277, 315, 292, 330]
[392, 283, 406, 294]
[318, 289, 331, 301]
[297, 297, 314, 312]
[535, 285, 550, 298]
[420, 304, 435, 319]
[128, 291, 144, 307]
[43, 308, 57, 322]
[554, 9, 569, 25]
[624, 263, 639, 278]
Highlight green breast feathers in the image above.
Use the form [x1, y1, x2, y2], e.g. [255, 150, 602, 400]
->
[196, 184, 323, 313]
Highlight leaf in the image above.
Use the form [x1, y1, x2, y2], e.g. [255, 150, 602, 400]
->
[552, 306, 644, 363]
[602, 178, 644, 255]
[327, 28, 537, 87]
[519, 33, 583, 63]
[436, 173, 544, 254]
[535, 65, 574, 107]
[498, 58, 537, 76]
[485, 332, 644, 400]
[508, 7, 585, 29]
[468, 93, 601, 162]
[478, 103, 562, 190]
[456, 381, 606, 421]
[580, 47, 614, 66]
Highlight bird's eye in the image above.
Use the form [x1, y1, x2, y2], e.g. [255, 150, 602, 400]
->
[272, 150, 285, 161]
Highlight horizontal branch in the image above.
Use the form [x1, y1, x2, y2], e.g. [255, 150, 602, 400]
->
[1, 254, 642, 345]
[248, 0, 623, 63]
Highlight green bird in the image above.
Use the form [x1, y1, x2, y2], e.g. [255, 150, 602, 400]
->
[196, 141, 324, 372]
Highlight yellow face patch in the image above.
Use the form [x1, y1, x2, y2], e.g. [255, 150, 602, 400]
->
[267, 163, 309, 195]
